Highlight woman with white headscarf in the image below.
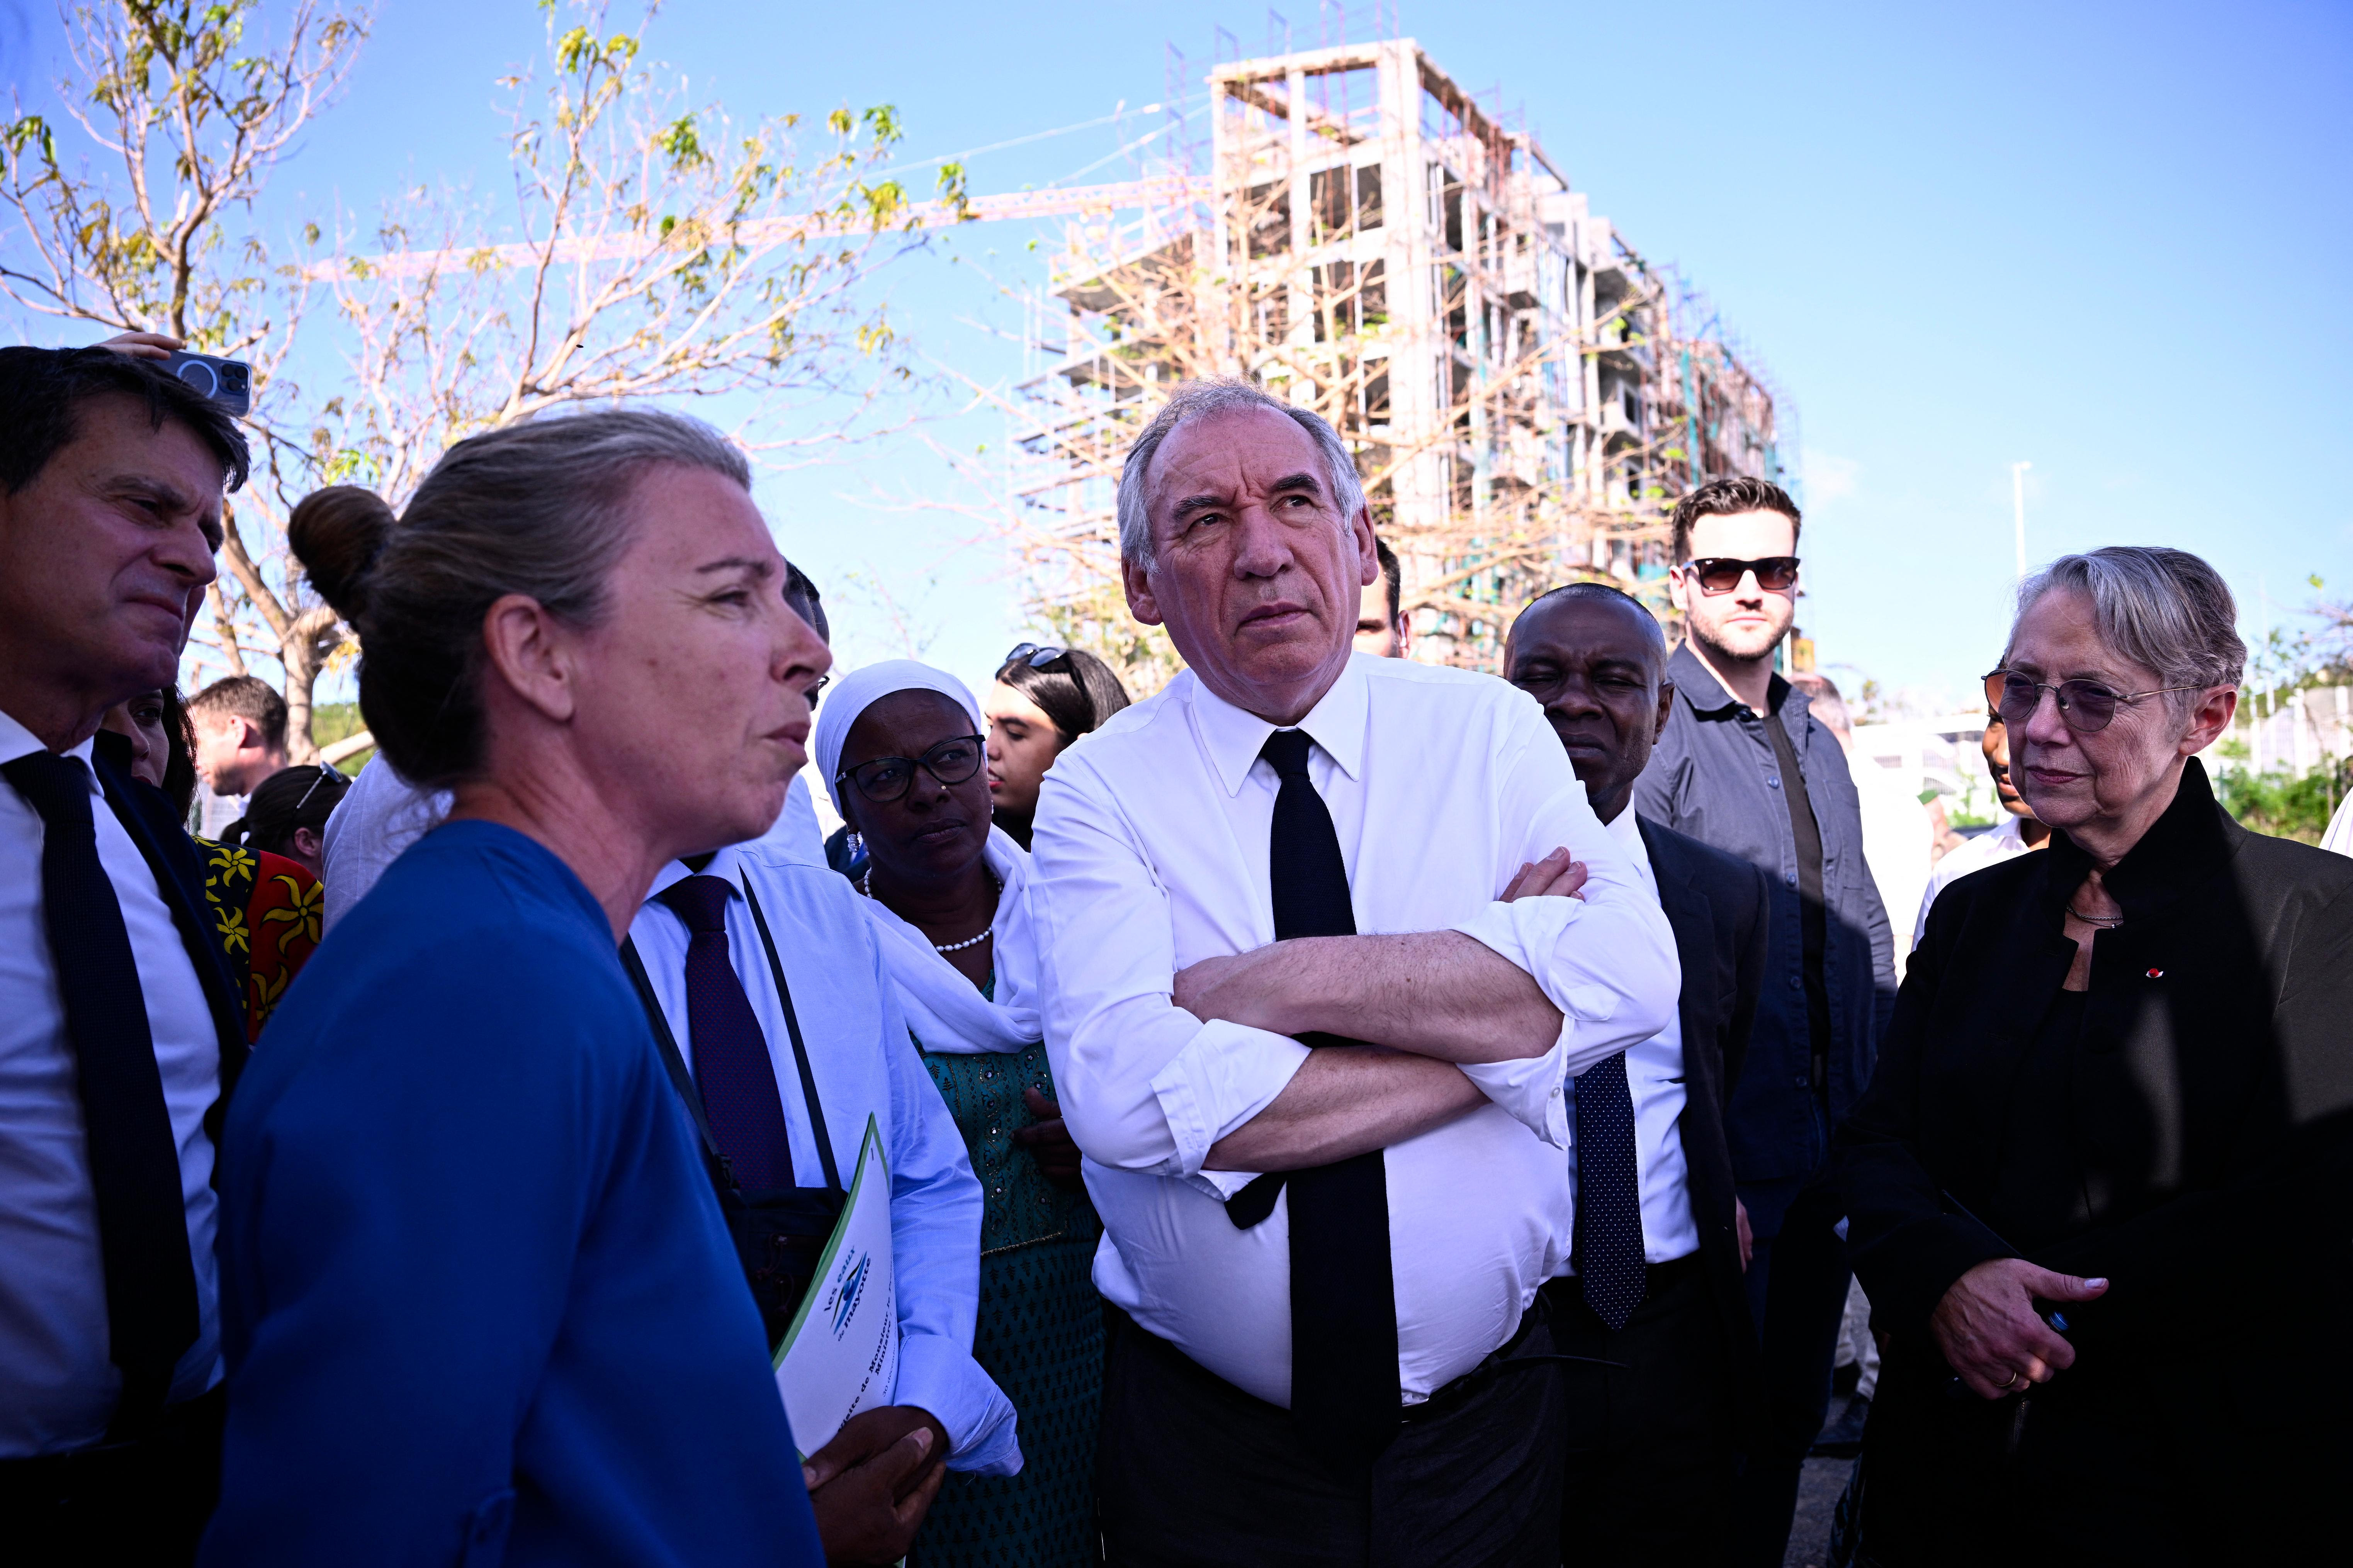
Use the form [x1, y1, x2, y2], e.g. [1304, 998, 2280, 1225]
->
[814, 660, 1100, 1568]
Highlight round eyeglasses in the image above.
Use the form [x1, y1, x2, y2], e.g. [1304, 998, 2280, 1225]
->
[834, 733, 986, 804]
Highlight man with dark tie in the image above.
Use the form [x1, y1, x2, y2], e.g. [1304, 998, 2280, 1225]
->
[0, 346, 254, 1564]
[1030, 380, 1679, 1565]
[623, 828, 1018, 1564]
[1505, 583, 1771, 1566]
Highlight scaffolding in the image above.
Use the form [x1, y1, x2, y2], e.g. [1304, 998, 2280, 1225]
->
[996, 25, 1792, 683]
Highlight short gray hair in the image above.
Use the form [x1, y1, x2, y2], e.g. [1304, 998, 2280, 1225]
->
[290, 407, 751, 789]
[1115, 380, 1368, 566]
[2008, 546, 2246, 714]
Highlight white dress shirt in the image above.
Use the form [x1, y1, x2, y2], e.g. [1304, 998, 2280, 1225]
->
[1030, 654, 1679, 1407]
[1568, 807, 1700, 1267]
[628, 838, 1020, 1475]
[1912, 814, 2037, 950]
[0, 710, 224, 1456]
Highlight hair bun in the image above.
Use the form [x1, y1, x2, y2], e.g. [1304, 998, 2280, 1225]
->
[287, 485, 394, 622]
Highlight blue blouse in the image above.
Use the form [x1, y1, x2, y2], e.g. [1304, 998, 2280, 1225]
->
[201, 821, 824, 1567]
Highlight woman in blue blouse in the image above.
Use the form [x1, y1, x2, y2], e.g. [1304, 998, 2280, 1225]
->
[200, 414, 846, 1566]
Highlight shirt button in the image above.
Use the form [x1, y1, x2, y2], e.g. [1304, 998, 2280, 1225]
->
[1787, 974, 1802, 989]
[1767, 777, 1782, 788]
[1785, 871, 1799, 887]
[1792, 1074, 1811, 1088]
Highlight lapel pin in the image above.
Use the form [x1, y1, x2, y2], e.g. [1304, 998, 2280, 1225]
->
[2145, 967, 2164, 979]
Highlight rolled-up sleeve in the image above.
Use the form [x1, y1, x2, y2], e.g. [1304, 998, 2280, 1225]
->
[1450, 703, 1681, 1144]
[1031, 763, 1310, 1197]
[874, 957, 1020, 1476]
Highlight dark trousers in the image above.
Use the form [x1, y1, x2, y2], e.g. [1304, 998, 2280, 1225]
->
[1545, 1255, 1736, 1568]
[1729, 1172, 1850, 1568]
[1098, 1304, 1565, 1568]
[0, 1386, 226, 1567]
[1854, 1332, 2349, 1568]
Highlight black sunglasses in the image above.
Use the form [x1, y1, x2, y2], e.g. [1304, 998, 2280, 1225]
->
[1681, 556, 1801, 594]
[835, 733, 986, 804]
[1005, 641, 1071, 672]
[293, 761, 345, 815]
[1983, 670, 2203, 736]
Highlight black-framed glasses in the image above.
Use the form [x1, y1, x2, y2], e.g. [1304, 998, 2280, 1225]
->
[834, 733, 986, 804]
[1983, 670, 2203, 735]
[293, 761, 345, 815]
[1681, 556, 1801, 594]
[1005, 641, 1070, 672]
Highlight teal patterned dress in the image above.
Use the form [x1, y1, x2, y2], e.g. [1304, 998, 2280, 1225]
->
[910, 1019, 1103, 1568]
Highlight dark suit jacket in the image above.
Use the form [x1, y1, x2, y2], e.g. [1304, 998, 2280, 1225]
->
[1835, 759, 2353, 1432]
[1637, 816, 1770, 1422]
[89, 730, 248, 1114]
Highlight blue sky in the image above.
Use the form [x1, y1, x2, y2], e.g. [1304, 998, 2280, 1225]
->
[8, 0, 2349, 705]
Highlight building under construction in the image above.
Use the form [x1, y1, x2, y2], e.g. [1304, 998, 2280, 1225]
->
[992, 25, 1792, 680]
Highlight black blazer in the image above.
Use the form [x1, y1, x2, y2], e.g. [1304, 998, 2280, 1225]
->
[1835, 759, 2353, 1394]
[1637, 816, 1770, 1418]
[88, 730, 248, 1110]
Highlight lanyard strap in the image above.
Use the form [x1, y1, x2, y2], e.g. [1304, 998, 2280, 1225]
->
[618, 873, 843, 1194]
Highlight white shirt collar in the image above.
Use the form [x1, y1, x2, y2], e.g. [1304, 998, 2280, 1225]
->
[1186, 653, 1370, 798]
[1601, 800, 1653, 879]
[644, 843, 749, 906]
[0, 707, 98, 785]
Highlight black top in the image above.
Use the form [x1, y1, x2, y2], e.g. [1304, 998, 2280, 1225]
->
[1991, 987, 2091, 1252]
[1835, 759, 2353, 1392]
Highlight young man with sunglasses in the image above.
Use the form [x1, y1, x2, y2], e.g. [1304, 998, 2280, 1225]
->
[1630, 476, 1896, 1568]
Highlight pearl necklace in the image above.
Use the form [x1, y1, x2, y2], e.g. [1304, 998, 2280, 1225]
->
[863, 867, 1001, 953]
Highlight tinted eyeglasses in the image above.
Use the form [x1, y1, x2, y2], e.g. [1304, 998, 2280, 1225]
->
[835, 733, 986, 804]
[293, 761, 345, 815]
[1983, 670, 2203, 735]
[1005, 641, 1071, 672]
[1681, 556, 1801, 594]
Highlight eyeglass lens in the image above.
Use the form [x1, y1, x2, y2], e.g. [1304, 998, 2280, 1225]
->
[846, 735, 985, 803]
[1690, 557, 1800, 593]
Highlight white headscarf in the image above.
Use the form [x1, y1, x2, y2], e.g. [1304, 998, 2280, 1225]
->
[812, 659, 1041, 1055]
[812, 659, 987, 815]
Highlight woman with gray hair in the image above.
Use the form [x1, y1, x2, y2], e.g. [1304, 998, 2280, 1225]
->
[1832, 546, 2353, 1564]
[199, 412, 832, 1566]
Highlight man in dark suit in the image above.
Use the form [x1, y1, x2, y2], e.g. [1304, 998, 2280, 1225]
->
[1505, 583, 1770, 1566]
[0, 345, 253, 1565]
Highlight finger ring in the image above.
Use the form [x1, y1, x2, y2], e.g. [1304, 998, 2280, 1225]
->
[1996, 1369, 2020, 1390]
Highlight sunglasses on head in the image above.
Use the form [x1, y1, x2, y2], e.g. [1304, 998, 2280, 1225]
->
[835, 733, 986, 805]
[1680, 556, 1801, 594]
[1005, 641, 1071, 672]
[1982, 670, 2203, 735]
[293, 761, 345, 815]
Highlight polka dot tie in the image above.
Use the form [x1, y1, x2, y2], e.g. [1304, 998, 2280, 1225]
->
[1573, 1050, 1647, 1330]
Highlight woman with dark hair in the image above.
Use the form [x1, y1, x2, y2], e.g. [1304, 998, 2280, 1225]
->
[201, 419, 832, 1566]
[233, 763, 348, 876]
[100, 690, 322, 1041]
[1834, 546, 2353, 1565]
[982, 643, 1131, 850]
[815, 660, 1101, 1568]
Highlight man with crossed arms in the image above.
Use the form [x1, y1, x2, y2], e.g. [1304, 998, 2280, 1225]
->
[1030, 380, 1679, 1566]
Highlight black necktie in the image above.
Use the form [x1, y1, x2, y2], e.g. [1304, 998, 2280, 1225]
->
[1236, 728, 1400, 1473]
[1572, 1050, 1646, 1330]
[4, 750, 200, 1434]
[657, 874, 796, 1190]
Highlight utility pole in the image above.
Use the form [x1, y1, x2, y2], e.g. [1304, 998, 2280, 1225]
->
[2012, 461, 2032, 579]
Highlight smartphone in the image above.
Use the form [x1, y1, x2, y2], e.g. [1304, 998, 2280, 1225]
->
[161, 350, 251, 418]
